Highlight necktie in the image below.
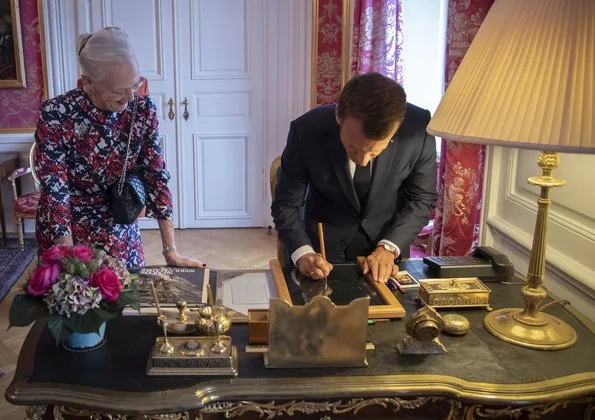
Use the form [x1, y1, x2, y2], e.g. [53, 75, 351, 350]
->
[353, 163, 372, 205]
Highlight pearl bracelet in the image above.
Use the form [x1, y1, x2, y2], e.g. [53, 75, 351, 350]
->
[162, 245, 177, 255]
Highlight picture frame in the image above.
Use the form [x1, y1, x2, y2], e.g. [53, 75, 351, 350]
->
[0, 0, 27, 88]
[269, 259, 406, 319]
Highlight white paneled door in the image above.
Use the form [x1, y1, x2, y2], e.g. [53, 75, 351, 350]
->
[73, 0, 265, 228]
[176, 0, 264, 228]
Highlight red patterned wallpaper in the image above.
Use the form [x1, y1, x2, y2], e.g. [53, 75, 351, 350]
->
[0, 0, 45, 131]
[312, 0, 347, 107]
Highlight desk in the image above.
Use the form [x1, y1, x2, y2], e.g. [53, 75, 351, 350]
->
[0, 153, 20, 243]
[5, 261, 595, 420]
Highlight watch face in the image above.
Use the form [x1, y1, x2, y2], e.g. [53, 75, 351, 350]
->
[380, 243, 397, 254]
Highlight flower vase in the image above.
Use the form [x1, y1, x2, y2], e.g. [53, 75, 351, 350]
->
[63, 322, 107, 351]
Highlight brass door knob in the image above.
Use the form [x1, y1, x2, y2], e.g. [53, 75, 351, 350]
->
[182, 97, 190, 121]
[167, 98, 175, 120]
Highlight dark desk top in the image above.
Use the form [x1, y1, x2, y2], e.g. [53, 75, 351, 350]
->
[6, 262, 595, 414]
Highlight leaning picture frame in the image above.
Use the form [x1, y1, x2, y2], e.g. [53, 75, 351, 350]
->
[269, 259, 406, 319]
[0, 0, 26, 88]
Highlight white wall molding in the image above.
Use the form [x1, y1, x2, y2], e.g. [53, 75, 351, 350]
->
[489, 221, 595, 321]
[487, 214, 595, 292]
[0, 133, 34, 152]
[262, 0, 312, 226]
[482, 144, 595, 322]
[43, 0, 79, 96]
[503, 149, 595, 242]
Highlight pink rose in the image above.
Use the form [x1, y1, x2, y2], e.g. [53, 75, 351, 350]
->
[27, 264, 61, 296]
[90, 268, 122, 302]
[71, 244, 94, 262]
[41, 245, 70, 264]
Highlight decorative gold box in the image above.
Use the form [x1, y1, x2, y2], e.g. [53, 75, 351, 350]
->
[146, 336, 238, 376]
[418, 278, 491, 309]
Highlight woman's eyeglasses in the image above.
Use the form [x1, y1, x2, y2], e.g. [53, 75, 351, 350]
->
[97, 77, 145, 96]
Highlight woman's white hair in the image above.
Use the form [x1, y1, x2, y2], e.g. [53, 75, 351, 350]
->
[77, 27, 138, 81]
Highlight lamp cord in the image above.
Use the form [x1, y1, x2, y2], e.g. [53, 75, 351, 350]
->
[539, 299, 570, 311]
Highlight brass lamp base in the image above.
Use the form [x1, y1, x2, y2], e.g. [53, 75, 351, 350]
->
[484, 308, 576, 350]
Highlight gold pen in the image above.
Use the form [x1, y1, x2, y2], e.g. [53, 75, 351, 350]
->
[317, 222, 329, 291]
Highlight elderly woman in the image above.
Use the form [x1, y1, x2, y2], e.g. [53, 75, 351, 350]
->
[35, 27, 202, 268]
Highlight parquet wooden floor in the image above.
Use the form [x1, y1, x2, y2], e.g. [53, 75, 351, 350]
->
[0, 228, 276, 419]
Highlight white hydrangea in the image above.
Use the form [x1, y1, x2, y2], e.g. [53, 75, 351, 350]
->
[44, 275, 102, 317]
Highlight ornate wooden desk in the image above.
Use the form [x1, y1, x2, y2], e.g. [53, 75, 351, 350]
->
[5, 262, 595, 420]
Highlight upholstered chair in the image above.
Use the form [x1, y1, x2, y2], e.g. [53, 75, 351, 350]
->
[269, 156, 285, 265]
[8, 143, 40, 248]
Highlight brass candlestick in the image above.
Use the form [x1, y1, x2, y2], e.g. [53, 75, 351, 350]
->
[176, 300, 188, 323]
[211, 316, 228, 354]
[159, 315, 175, 354]
[483, 151, 576, 350]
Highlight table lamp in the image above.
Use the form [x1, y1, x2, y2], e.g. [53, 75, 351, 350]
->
[427, 0, 594, 350]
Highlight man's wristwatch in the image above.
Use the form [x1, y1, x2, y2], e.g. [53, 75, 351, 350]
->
[377, 242, 399, 258]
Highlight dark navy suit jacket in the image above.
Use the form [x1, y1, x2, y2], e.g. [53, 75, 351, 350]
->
[271, 103, 437, 262]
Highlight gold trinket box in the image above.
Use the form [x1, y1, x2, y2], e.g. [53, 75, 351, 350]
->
[418, 278, 491, 309]
[147, 336, 238, 376]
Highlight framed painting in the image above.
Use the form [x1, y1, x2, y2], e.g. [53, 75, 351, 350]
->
[269, 259, 406, 319]
[0, 0, 26, 88]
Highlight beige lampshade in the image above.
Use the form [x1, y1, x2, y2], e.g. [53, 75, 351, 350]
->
[427, 0, 595, 154]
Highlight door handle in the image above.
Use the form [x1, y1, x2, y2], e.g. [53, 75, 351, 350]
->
[167, 98, 175, 120]
[182, 97, 190, 121]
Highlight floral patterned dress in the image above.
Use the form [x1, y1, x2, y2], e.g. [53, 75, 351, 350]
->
[35, 89, 173, 268]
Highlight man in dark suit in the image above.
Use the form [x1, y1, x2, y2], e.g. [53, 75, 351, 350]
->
[272, 73, 437, 284]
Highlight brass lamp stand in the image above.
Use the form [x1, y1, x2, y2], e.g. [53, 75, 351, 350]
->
[483, 151, 577, 350]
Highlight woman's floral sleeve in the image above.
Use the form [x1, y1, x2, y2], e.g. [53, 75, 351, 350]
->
[34, 101, 72, 239]
[139, 100, 173, 220]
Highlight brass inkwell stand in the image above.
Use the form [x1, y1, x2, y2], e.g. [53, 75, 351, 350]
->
[146, 279, 238, 376]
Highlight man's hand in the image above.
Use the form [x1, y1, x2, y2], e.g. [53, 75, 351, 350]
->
[165, 251, 206, 268]
[296, 252, 333, 280]
[357, 247, 396, 283]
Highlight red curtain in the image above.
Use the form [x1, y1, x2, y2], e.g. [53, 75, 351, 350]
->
[431, 0, 494, 256]
[351, 0, 404, 82]
[312, 0, 348, 106]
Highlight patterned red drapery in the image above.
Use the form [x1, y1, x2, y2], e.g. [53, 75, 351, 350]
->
[350, 0, 403, 83]
[0, 0, 46, 131]
[431, 0, 494, 256]
[312, 0, 348, 106]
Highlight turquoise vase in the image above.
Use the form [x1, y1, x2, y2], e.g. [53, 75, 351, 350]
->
[63, 322, 107, 351]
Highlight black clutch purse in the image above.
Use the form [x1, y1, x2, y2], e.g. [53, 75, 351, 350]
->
[111, 169, 146, 224]
[111, 98, 146, 225]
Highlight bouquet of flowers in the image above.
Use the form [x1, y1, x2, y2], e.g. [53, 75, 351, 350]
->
[9, 244, 140, 345]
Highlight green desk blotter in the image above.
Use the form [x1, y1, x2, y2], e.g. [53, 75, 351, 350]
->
[147, 336, 238, 376]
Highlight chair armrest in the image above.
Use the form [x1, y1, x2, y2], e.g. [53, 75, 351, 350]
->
[8, 167, 32, 182]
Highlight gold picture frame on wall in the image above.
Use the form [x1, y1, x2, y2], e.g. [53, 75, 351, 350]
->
[0, 0, 27, 88]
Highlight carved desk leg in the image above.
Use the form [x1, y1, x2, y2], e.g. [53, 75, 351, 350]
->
[25, 405, 47, 420]
[52, 405, 191, 419]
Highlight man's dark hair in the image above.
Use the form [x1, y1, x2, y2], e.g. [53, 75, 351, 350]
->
[337, 72, 407, 140]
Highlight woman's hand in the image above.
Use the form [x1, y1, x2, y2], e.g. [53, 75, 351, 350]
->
[164, 251, 206, 268]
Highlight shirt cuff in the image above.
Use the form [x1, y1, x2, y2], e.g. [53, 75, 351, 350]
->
[291, 245, 316, 266]
[378, 239, 401, 258]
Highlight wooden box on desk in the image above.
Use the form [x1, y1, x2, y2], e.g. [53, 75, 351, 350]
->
[248, 309, 269, 345]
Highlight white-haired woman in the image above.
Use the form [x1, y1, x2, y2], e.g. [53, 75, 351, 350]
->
[35, 27, 203, 269]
